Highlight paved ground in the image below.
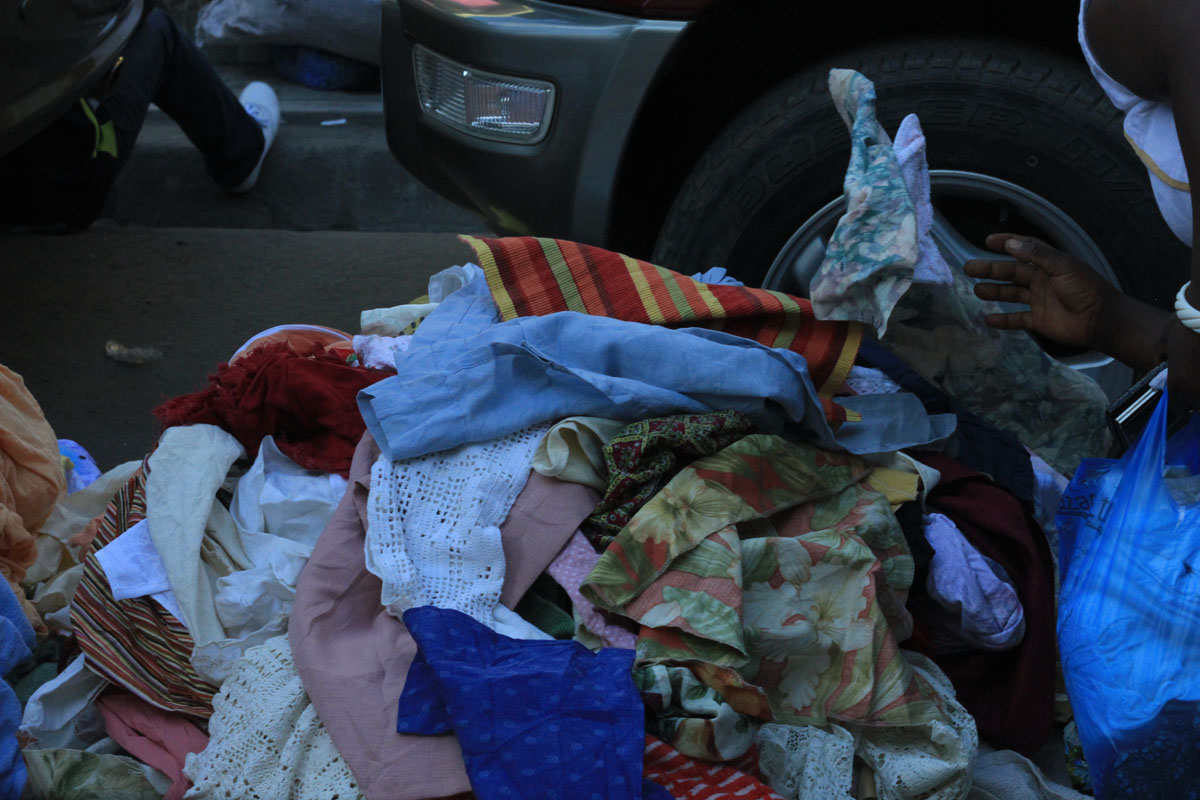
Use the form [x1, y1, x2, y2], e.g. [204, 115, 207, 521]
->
[1, 226, 480, 469]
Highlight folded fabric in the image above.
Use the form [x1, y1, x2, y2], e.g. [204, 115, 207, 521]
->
[893, 114, 955, 287]
[359, 269, 954, 464]
[153, 340, 392, 476]
[582, 410, 753, 549]
[531, 416, 626, 492]
[96, 693, 209, 800]
[289, 434, 596, 800]
[461, 235, 857, 401]
[643, 736, 784, 800]
[967, 744, 1090, 800]
[913, 451, 1056, 756]
[0, 579, 34, 800]
[923, 512, 1026, 652]
[93, 519, 176, 616]
[0, 363, 66, 634]
[811, 69, 919, 337]
[397, 605, 646, 800]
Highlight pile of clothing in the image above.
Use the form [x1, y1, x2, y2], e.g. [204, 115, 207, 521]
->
[2, 70, 1102, 800]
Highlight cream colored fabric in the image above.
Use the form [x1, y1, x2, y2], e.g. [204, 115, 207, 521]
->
[757, 652, 977, 800]
[183, 636, 361, 800]
[148, 426, 348, 684]
[530, 416, 625, 491]
[0, 364, 66, 630]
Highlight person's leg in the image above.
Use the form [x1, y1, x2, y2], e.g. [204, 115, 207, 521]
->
[101, 8, 264, 187]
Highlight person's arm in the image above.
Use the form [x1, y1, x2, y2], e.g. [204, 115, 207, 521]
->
[966, 0, 1200, 406]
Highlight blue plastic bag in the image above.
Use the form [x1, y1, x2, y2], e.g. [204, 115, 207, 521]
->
[1057, 392, 1200, 799]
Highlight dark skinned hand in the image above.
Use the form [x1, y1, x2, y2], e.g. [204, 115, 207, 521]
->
[963, 233, 1116, 350]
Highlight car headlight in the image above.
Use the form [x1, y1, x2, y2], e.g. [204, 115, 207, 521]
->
[413, 44, 555, 144]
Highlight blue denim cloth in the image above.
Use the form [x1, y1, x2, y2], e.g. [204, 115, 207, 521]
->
[397, 606, 657, 800]
[0, 582, 34, 800]
[359, 272, 955, 462]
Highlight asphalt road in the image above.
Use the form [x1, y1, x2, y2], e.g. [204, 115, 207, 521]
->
[1, 225, 481, 470]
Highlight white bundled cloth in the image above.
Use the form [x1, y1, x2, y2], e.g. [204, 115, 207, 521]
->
[365, 423, 550, 638]
[140, 426, 346, 684]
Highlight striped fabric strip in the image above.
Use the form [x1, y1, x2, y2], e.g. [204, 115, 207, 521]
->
[461, 235, 862, 423]
[643, 736, 785, 800]
[70, 459, 218, 719]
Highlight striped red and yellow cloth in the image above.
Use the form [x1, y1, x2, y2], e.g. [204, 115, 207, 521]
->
[460, 236, 862, 423]
[71, 460, 218, 719]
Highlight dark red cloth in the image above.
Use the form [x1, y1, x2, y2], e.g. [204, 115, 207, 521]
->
[911, 451, 1056, 756]
[153, 342, 392, 476]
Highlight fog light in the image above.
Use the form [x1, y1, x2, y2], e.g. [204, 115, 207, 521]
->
[414, 44, 555, 144]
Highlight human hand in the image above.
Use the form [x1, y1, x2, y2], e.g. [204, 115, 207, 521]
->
[963, 233, 1116, 351]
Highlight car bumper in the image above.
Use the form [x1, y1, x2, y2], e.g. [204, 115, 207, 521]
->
[382, 0, 687, 242]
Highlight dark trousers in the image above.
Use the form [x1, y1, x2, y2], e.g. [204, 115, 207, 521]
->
[0, 8, 263, 230]
[108, 8, 264, 187]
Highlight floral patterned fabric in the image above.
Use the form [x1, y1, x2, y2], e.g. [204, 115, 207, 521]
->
[635, 662, 773, 761]
[581, 434, 944, 731]
[582, 411, 754, 550]
[811, 70, 919, 338]
[810, 71, 1110, 475]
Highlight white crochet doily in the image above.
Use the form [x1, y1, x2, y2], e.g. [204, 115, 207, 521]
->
[183, 636, 361, 800]
[365, 423, 549, 624]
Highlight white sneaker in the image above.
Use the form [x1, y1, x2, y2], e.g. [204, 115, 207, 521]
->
[230, 81, 280, 194]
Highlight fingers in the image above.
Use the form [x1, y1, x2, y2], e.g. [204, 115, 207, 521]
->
[964, 258, 1035, 284]
[982, 310, 1034, 331]
[973, 281, 1031, 305]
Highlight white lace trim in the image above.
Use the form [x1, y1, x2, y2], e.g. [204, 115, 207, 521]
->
[183, 636, 361, 800]
[365, 423, 549, 624]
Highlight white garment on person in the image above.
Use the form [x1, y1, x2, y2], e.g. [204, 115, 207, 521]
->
[894, 114, 955, 286]
[1079, 0, 1192, 245]
[365, 423, 549, 629]
[530, 416, 625, 492]
[756, 651, 978, 800]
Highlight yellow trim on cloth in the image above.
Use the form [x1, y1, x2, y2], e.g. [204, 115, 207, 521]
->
[79, 99, 118, 159]
[1125, 131, 1190, 192]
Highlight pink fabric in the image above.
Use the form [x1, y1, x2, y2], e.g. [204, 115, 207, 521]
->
[96, 692, 209, 800]
[547, 530, 639, 650]
[289, 434, 595, 800]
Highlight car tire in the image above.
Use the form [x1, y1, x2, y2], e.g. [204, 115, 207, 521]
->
[650, 39, 1188, 307]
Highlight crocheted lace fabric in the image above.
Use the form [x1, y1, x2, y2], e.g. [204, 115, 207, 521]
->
[756, 652, 977, 800]
[183, 636, 361, 800]
[365, 424, 549, 624]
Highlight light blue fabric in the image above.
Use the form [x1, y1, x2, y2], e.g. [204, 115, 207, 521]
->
[0, 581, 34, 800]
[359, 271, 955, 462]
